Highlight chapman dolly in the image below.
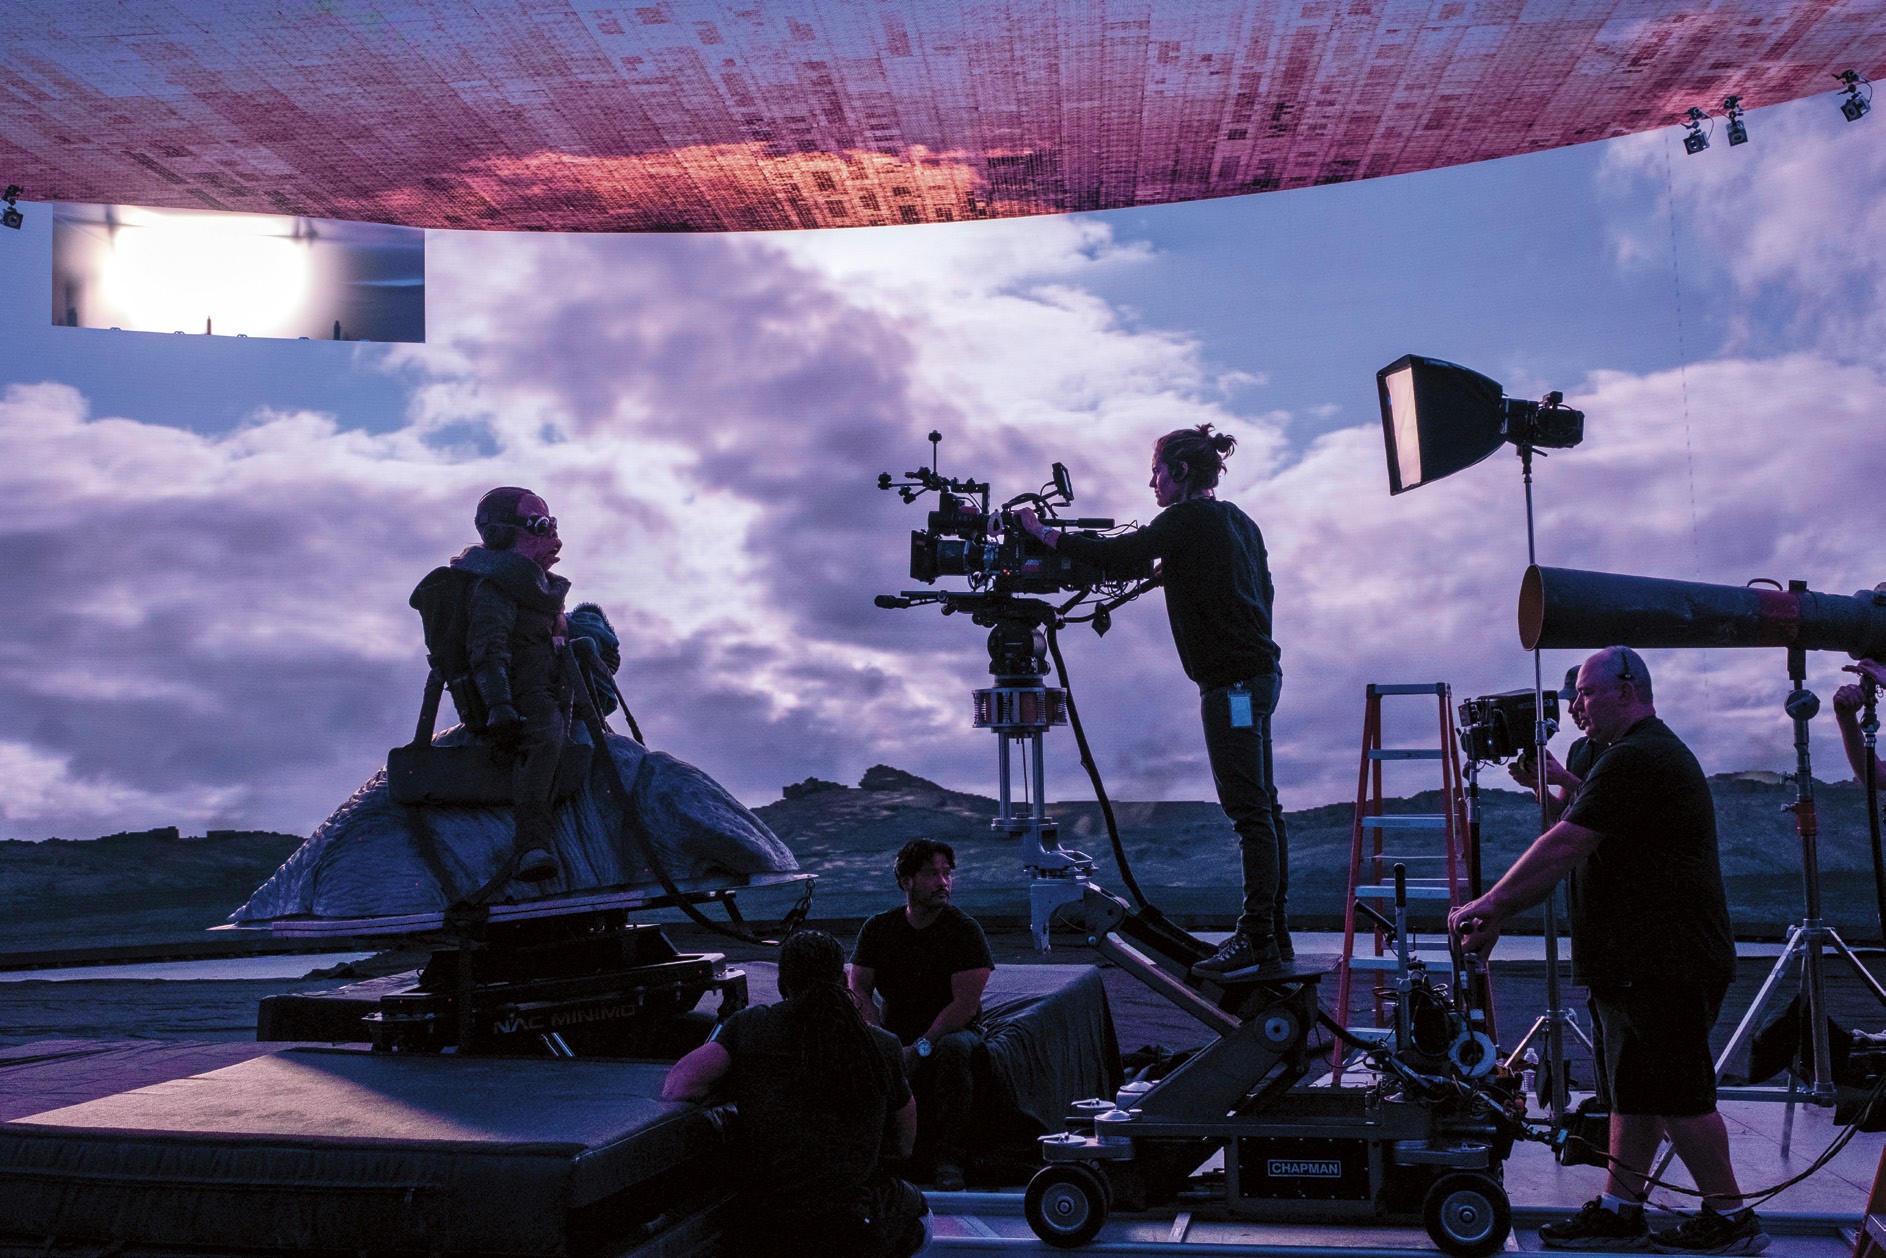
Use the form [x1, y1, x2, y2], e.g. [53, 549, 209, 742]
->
[1022, 879, 1522, 1257]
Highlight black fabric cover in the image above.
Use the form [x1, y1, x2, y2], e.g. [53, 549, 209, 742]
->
[0, 1049, 722, 1256]
[975, 964, 1122, 1141]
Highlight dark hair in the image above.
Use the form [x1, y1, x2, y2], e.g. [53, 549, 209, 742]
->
[475, 486, 536, 550]
[774, 930, 890, 1109]
[894, 837, 956, 887]
[1153, 424, 1237, 495]
[778, 928, 845, 999]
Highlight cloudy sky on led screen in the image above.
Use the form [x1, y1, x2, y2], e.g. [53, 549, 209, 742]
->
[0, 91, 1882, 845]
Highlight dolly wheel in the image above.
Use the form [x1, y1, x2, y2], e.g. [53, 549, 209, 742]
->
[1423, 1172, 1511, 1258]
[1024, 1164, 1110, 1248]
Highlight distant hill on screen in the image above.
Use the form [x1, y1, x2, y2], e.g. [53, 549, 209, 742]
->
[3, 768, 1881, 953]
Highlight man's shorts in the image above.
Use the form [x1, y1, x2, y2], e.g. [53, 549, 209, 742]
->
[1587, 979, 1728, 1117]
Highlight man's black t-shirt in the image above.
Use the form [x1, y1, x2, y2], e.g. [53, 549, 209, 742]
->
[1562, 717, 1736, 987]
[711, 1001, 910, 1217]
[852, 905, 995, 1044]
[1056, 497, 1278, 690]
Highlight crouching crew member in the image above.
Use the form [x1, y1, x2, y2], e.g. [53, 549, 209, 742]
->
[1014, 423, 1289, 981]
[1451, 647, 1767, 1256]
[849, 838, 994, 1193]
[663, 930, 928, 1258]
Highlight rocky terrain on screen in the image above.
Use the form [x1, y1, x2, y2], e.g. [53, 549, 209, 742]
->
[3, 766, 1880, 952]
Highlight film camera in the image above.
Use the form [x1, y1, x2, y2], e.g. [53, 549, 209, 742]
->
[877, 433, 1146, 597]
[1458, 689, 1558, 763]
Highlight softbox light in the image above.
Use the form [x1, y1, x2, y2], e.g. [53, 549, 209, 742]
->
[1376, 354, 1507, 495]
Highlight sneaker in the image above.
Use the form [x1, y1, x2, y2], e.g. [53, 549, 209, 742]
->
[932, 1160, 966, 1193]
[513, 847, 559, 884]
[1651, 1207, 1769, 1255]
[1190, 932, 1287, 982]
[1538, 1198, 1650, 1250]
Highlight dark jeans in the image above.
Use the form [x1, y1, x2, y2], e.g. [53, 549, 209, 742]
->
[1200, 674, 1289, 944]
[908, 1027, 981, 1165]
[510, 686, 569, 850]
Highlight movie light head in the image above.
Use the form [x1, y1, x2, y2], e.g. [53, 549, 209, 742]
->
[1376, 355, 1584, 495]
[1838, 71, 1873, 123]
[2, 184, 21, 231]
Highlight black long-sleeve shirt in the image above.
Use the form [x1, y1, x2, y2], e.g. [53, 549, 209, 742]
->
[1057, 498, 1279, 690]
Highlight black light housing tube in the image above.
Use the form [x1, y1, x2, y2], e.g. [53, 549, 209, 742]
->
[1519, 565, 1886, 659]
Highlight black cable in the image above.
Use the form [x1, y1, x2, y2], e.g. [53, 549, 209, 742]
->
[1541, 1071, 1886, 1208]
[1045, 622, 1151, 912]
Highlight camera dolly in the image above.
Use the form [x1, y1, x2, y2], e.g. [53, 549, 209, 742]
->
[1020, 881, 1523, 1254]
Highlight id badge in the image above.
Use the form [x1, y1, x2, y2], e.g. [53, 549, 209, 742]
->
[1228, 684, 1254, 729]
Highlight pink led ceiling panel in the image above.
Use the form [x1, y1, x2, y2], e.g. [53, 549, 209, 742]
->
[2, 0, 1880, 233]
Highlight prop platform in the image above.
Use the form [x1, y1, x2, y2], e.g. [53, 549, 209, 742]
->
[0, 1048, 729, 1256]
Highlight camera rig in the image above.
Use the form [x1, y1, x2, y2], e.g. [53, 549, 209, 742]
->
[876, 433, 1156, 945]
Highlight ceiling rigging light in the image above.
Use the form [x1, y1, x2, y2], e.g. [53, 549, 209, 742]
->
[1723, 95, 1748, 146]
[1838, 70, 1873, 122]
[1682, 107, 1711, 154]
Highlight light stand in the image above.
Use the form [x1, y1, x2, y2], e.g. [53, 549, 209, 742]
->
[1493, 442, 1592, 1123]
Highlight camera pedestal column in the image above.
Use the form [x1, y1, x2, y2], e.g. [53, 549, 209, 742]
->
[973, 617, 1092, 952]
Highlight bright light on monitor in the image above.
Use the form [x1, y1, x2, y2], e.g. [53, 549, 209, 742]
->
[102, 212, 311, 337]
[53, 203, 425, 343]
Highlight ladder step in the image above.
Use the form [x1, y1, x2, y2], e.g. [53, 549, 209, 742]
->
[1368, 683, 1445, 696]
[1348, 955, 1458, 972]
[1367, 748, 1446, 760]
[1356, 885, 1454, 900]
[1344, 1026, 1396, 1043]
[1360, 815, 1448, 830]
[1370, 853, 1446, 861]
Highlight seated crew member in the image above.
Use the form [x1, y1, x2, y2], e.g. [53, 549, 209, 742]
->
[449, 486, 571, 883]
[663, 930, 927, 1258]
[848, 838, 994, 1193]
[1833, 658, 1886, 785]
[1451, 648, 1767, 1256]
[1014, 423, 1289, 981]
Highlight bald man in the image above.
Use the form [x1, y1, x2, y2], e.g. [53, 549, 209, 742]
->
[1451, 648, 1764, 1256]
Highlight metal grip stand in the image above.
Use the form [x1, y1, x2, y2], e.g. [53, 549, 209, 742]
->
[1711, 641, 1886, 1112]
[1493, 443, 1591, 1123]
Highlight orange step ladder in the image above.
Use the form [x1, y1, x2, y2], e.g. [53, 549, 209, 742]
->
[1329, 682, 1489, 1068]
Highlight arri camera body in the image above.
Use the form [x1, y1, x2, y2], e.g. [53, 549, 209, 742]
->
[879, 433, 1142, 597]
[1458, 689, 1558, 764]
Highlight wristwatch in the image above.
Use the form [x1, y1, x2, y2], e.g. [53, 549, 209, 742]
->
[914, 1037, 933, 1058]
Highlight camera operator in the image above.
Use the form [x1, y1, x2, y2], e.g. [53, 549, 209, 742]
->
[1833, 658, 1886, 784]
[1012, 423, 1288, 982]
[1450, 648, 1764, 1255]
